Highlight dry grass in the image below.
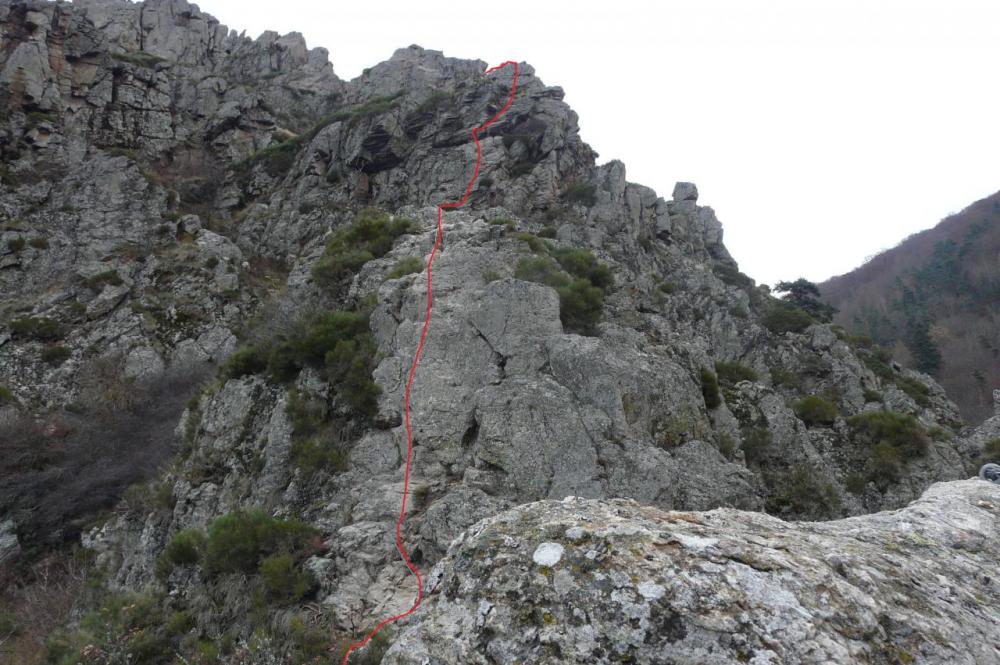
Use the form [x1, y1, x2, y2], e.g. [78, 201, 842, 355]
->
[0, 550, 93, 664]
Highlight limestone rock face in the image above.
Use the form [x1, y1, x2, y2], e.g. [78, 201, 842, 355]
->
[385, 479, 1000, 665]
[0, 0, 994, 660]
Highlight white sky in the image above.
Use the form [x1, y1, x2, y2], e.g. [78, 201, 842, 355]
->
[191, 0, 1000, 286]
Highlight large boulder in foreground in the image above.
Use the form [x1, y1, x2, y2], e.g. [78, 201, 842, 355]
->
[382, 479, 1000, 665]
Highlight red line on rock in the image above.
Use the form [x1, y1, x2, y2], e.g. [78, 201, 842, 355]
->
[340, 60, 520, 664]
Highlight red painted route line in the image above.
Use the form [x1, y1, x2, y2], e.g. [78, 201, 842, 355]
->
[340, 60, 520, 664]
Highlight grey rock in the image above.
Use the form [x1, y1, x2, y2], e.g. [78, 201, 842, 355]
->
[0, 518, 19, 565]
[123, 345, 165, 379]
[672, 181, 699, 202]
[0, 1, 982, 659]
[385, 479, 1000, 665]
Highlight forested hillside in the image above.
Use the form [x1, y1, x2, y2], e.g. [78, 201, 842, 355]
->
[821, 191, 1000, 424]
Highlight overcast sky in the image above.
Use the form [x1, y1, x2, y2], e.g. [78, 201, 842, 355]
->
[193, 0, 1000, 286]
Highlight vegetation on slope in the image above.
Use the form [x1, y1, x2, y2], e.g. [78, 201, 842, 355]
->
[821, 191, 1000, 423]
[513, 242, 613, 335]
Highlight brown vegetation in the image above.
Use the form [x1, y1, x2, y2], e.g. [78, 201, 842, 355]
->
[821, 190, 1000, 424]
[0, 548, 93, 664]
[0, 357, 209, 554]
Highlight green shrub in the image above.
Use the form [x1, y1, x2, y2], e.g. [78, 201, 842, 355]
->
[164, 611, 195, 638]
[156, 529, 206, 579]
[29, 236, 49, 249]
[483, 270, 501, 283]
[514, 256, 568, 288]
[0, 384, 14, 405]
[122, 479, 176, 516]
[862, 389, 884, 403]
[259, 554, 315, 605]
[235, 95, 402, 184]
[793, 395, 838, 427]
[412, 483, 432, 509]
[84, 269, 124, 290]
[347, 629, 394, 665]
[717, 435, 735, 459]
[895, 376, 931, 407]
[286, 389, 325, 437]
[111, 51, 166, 68]
[345, 92, 405, 127]
[713, 264, 755, 291]
[290, 436, 348, 474]
[714, 360, 757, 386]
[700, 368, 721, 409]
[550, 247, 613, 290]
[312, 210, 416, 287]
[222, 345, 268, 379]
[204, 510, 318, 576]
[977, 437, 1000, 467]
[866, 441, 902, 487]
[238, 137, 302, 178]
[927, 425, 952, 441]
[557, 278, 605, 335]
[770, 367, 801, 389]
[846, 333, 874, 348]
[514, 232, 545, 253]
[845, 472, 868, 494]
[40, 344, 71, 366]
[258, 309, 381, 417]
[509, 159, 535, 177]
[742, 427, 772, 465]
[302, 310, 378, 393]
[763, 303, 813, 334]
[859, 348, 895, 381]
[164, 529, 205, 566]
[658, 281, 676, 294]
[7, 237, 25, 252]
[564, 183, 597, 206]
[514, 249, 612, 335]
[538, 226, 558, 239]
[10, 316, 65, 341]
[765, 465, 842, 518]
[286, 617, 335, 662]
[387, 256, 423, 279]
[729, 305, 749, 319]
[847, 411, 929, 458]
[44, 591, 172, 665]
[25, 111, 58, 127]
[412, 90, 450, 120]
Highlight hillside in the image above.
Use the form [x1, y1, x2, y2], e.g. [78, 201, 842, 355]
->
[0, 0, 996, 663]
[821, 190, 1000, 424]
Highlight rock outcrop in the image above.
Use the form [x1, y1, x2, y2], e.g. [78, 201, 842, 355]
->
[385, 479, 1000, 665]
[0, 0, 997, 662]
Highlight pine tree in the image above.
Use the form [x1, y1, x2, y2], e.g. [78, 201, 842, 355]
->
[775, 278, 837, 323]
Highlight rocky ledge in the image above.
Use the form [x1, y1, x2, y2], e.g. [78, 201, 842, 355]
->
[383, 478, 1000, 665]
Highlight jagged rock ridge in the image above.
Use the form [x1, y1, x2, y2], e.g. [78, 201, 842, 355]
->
[0, 0, 995, 662]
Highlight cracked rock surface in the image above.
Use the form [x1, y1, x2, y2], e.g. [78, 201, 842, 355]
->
[1, 0, 998, 660]
[385, 479, 1000, 665]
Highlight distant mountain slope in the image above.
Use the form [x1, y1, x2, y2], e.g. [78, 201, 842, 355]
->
[821, 190, 1000, 424]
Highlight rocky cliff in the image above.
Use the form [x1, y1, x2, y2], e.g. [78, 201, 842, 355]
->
[0, 0, 995, 662]
[384, 478, 1000, 665]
